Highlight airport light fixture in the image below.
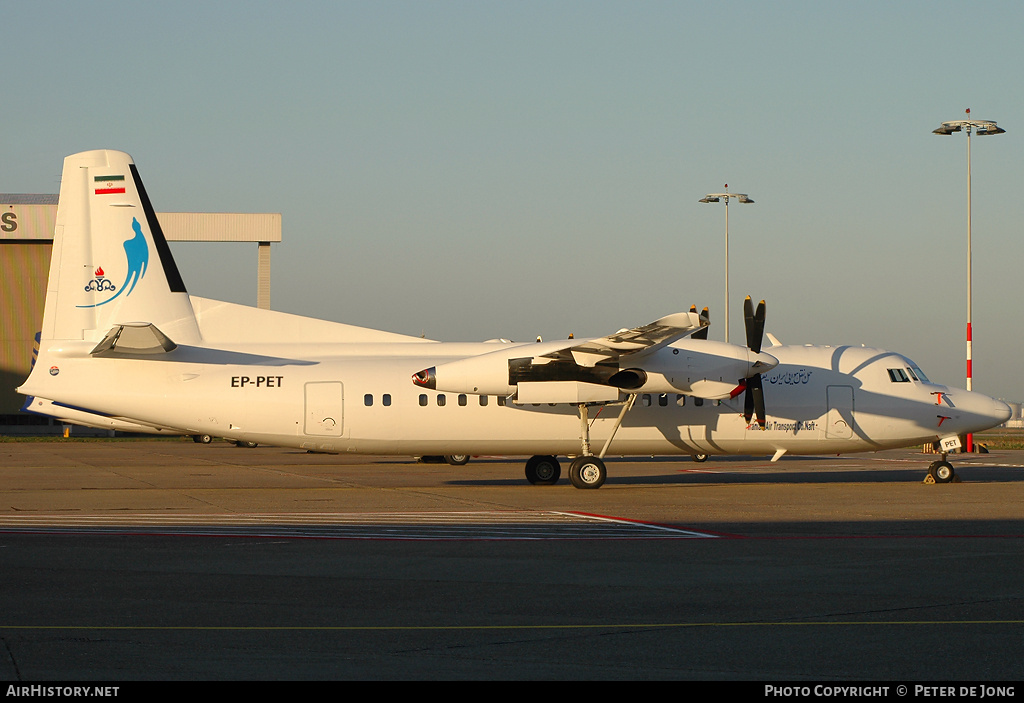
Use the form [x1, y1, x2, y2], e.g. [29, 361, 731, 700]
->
[933, 109, 1006, 453]
[699, 186, 754, 344]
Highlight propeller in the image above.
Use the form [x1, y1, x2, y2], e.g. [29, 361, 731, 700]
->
[742, 296, 767, 429]
[689, 305, 710, 340]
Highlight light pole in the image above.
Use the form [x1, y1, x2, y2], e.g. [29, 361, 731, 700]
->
[700, 186, 754, 344]
[933, 109, 1005, 453]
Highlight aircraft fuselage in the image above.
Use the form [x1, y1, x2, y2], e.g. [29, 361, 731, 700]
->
[27, 339, 1006, 459]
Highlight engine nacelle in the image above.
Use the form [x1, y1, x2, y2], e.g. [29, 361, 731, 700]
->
[412, 337, 777, 401]
[412, 340, 581, 396]
[413, 355, 515, 397]
[616, 340, 778, 398]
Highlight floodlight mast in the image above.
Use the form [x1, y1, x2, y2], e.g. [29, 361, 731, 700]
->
[933, 109, 1006, 453]
[699, 186, 755, 344]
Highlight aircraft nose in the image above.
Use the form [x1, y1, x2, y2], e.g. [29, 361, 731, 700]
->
[992, 398, 1012, 424]
[950, 391, 1012, 433]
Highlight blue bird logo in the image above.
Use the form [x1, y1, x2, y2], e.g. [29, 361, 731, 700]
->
[78, 218, 150, 308]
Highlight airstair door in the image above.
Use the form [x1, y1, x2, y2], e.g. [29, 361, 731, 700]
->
[825, 385, 854, 440]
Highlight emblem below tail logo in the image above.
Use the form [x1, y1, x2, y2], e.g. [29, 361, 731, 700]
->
[77, 218, 150, 308]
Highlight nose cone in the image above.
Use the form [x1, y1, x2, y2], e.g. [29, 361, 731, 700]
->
[992, 398, 1013, 425]
[948, 391, 1012, 433]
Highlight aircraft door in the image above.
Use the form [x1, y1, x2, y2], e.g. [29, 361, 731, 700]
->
[825, 385, 854, 439]
[304, 381, 344, 437]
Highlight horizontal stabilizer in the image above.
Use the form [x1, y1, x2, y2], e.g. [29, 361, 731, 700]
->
[90, 323, 177, 356]
[23, 397, 185, 435]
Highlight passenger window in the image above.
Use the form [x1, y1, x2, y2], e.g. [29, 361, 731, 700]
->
[694, 397, 703, 407]
[676, 395, 686, 407]
[479, 395, 488, 407]
[419, 394, 428, 407]
[364, 394, 373, 406]
[659, 394, 669, 407]
[437, 394, 446, 406]
[383, 394, 391, 407]
[642, 394, 652, 407]
[497, 396, 506, 407]
[458, 394, 467, 406]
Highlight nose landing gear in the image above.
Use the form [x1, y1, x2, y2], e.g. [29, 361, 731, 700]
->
[925, 454, 960, 484]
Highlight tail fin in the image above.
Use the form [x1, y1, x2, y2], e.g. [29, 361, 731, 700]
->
[40, 150, 200, 344]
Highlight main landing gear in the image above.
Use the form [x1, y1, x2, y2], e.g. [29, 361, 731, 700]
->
[523, 454, 608, 489]
[523, 397, 635, 489]
[525, 455, 561, 485]
[568, 455, 607, 489]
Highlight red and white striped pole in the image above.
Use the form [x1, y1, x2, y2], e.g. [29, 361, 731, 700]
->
[933, 108, 1005, 454]
[965, 109, 974, 454]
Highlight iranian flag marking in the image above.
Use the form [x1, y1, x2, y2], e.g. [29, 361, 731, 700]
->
[94, 174, 126, 195]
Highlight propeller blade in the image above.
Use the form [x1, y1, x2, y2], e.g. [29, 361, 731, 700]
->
[749, 373, 766, 429]
[743, 380, 755, 423]
[742, 296, 768, 429]
[691, 306, 710, 340]
[744, 296, 765, 354]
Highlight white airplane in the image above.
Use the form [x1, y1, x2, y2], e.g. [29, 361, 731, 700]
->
[17, 150, 1011, 488]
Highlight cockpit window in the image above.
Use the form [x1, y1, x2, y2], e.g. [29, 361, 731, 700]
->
[888, 368, 910, 383]
[910, 366, 930, 383]
[905, 367, 919, 382]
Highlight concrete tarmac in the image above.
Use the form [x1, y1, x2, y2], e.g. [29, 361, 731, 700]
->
[1, 439, 1022, 680]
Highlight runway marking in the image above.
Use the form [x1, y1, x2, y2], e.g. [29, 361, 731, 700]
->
[0, 511, 717, 540]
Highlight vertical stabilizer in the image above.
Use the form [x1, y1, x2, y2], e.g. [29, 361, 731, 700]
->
[40, 150, 200, 343]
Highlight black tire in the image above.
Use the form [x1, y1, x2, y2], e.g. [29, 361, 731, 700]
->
[235, 440, 258, 448]
[569, 456, 606, 489]
[193, 434, 213, 444]
[525, 455, 561, 485]
[445, 454, 470, 466]
[692, 453, 709, 463]
[929, 460, 955, 483]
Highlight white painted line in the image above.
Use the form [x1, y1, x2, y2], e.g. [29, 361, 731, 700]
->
[0, 511, 718, 540]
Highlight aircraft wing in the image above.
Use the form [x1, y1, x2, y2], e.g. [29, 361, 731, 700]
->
[414, 310, 710, 402]
[546, 310, 707, 367]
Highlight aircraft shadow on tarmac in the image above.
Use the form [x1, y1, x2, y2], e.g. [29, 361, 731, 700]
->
[439, 455, 1024, 486]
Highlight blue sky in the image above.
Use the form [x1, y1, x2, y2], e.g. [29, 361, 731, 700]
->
[5, 1, 1023, 400]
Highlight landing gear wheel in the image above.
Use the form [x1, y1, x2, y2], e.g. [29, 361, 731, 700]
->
[692, 453, 708, 463]
[445, 454, 470, 466]
[235, 440, 258, 448]
[569, 456, 607, 489]
[525, 455, 561, 485]
[928, 460, 955, 484]
[192, 434, 213, 444]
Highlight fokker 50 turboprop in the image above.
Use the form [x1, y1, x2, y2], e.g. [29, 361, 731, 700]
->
[17, 150, 1011, 488]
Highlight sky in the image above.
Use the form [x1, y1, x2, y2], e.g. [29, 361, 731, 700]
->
[4, 1, 1023, 401]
